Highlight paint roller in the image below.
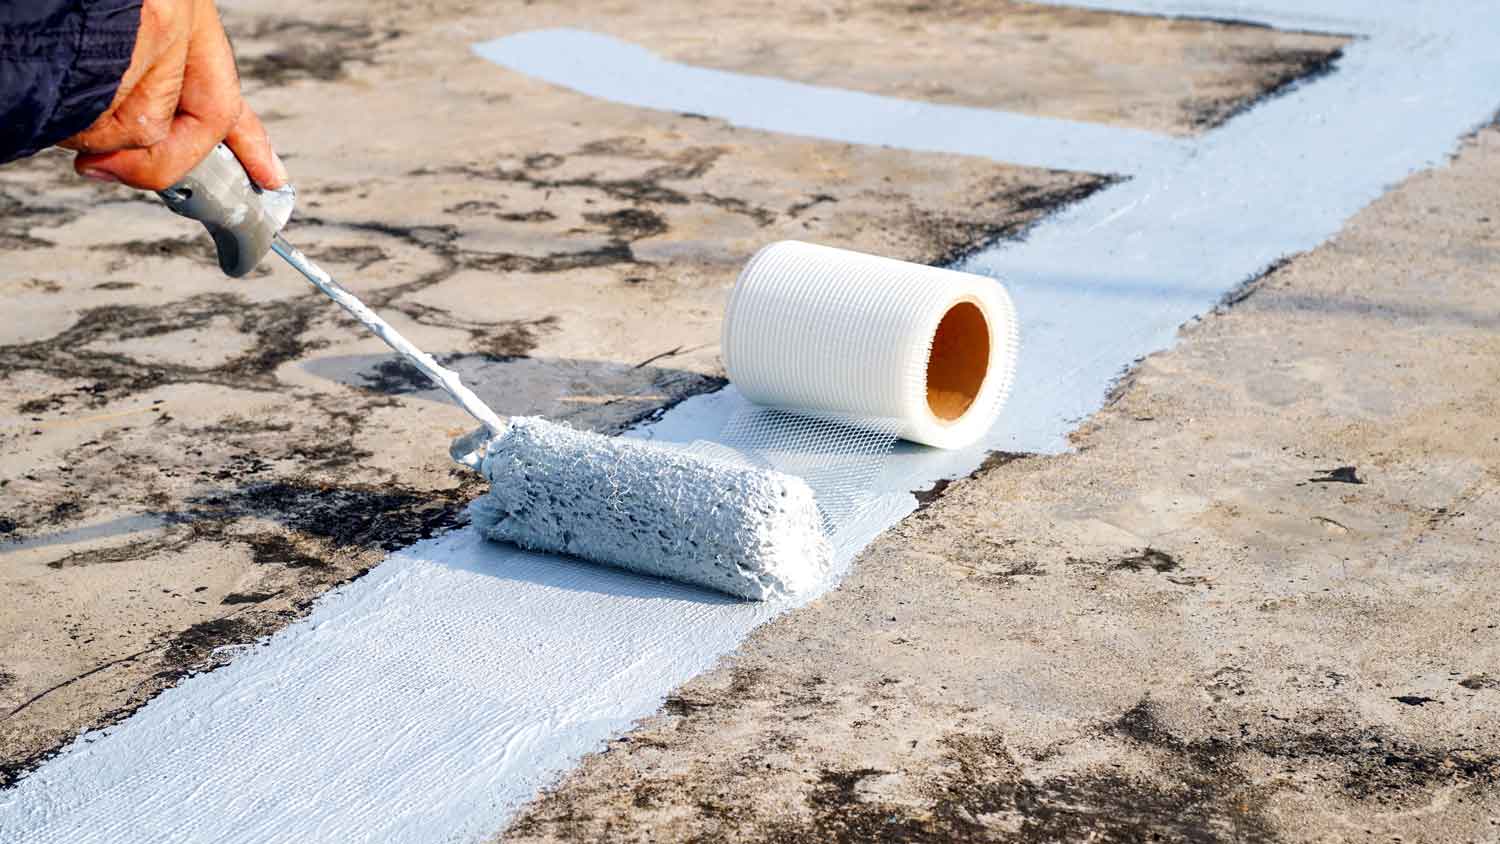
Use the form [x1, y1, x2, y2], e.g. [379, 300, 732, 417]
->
[158, 146, 1015, 600]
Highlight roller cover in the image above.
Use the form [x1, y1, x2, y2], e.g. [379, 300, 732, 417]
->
[722, 241, 1018, 449]
[474, 417, 831, 600]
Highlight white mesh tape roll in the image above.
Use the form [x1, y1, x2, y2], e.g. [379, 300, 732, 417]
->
[722, 241, 1018, 450]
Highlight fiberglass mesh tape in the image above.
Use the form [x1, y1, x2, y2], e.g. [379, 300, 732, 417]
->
[722, 240, 1019, 451]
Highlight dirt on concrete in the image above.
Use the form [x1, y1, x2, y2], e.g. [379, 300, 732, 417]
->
[498, 124, 1500, 842]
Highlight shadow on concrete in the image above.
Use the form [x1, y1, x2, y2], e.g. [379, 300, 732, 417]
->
[299, 351, 722, 427]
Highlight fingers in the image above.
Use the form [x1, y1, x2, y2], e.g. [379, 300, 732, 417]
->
[224, 105, 288, 190]
[73, 0, 247, 191]
[74, 109, 236, 191]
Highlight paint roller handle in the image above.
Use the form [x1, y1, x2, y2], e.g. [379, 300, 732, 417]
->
[157, 144, 297, 278]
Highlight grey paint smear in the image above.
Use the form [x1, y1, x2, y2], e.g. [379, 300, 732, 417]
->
[472, 29, 1188, 176]
[5, 3, 1500, 841]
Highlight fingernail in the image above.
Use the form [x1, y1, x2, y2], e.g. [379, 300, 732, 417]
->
[271, 152, 289, 188]
[80, 169, 119, 184]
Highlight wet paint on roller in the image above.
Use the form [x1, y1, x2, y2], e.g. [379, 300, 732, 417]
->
[473, 417, 832, 601]
[5, 2, 1500, 841]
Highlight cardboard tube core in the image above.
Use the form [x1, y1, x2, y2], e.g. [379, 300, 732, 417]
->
[926, 300, 991, 422]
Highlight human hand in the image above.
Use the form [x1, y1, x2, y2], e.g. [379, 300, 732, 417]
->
[59, 0, 286, 192]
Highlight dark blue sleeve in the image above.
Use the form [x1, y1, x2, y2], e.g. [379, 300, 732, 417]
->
[0, 0, 142, 164]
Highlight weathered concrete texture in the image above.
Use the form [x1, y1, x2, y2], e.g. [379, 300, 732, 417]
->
[0, 0, 1344, 793]
[500, 129, 1500, 840]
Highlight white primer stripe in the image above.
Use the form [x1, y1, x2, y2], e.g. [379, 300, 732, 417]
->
[5, 4, 1499, 842]
[471, 29, 1188, 175]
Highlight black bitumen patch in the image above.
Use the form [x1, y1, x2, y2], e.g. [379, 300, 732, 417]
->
[1218, 255, 1295, 312]
[745, 700, 1278, 843]
[2, 292, 326, 413]
[1111, 547, 1181, 573]
[444, 201, 557, 224]
[749, 698, 1498, 843]
[661, 666, 766, 720]
[0, 188, 79, 251]
[928, 176, 1120, 267]
[912, 450, 1033, 511]
[414, 141, 777, 229]
[786, 193, 837, 219]
[1310, 466, 1364, 485]
[358, 352, 522, 395]
[1185, 47, 1346, 132]
[585, 208, 670, 240]
[1391, 695, 1438, 707]
[92, 236, 221, 265]
[234, 19, 400, 87]
[163, 616, 262, 666]
[306, 243, 389, 271]
[221, 591, 281, 606]
[39, 480, 476, 573]
[551, 674, 1456, 843]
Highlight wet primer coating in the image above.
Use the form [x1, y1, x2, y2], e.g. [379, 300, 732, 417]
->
[5, 3, 1500, 842]
[476, 418, 831, 600]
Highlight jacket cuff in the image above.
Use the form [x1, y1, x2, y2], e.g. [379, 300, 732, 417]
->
[48, 0, 141, 148]
[41, 0, 144, 151]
